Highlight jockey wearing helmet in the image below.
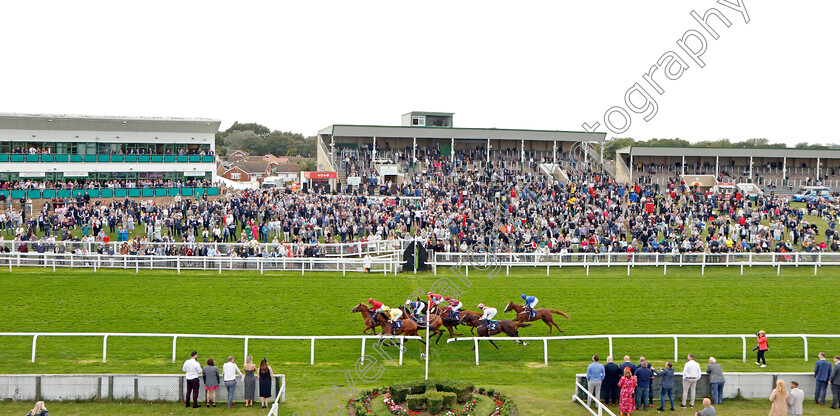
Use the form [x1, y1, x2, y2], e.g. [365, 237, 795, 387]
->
[444, 296, 462, 320]
[406, 299, 425, 320]
[368, 298, 388, 322]
[520, 294, 538, 317]
[388, 307, 403, 324]
[477, 303, 497, 327]
[427, 292, 443, 310]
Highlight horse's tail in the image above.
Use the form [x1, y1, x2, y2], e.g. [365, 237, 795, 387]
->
[550, 309, 571, 320]
[515, 322, 533, 329]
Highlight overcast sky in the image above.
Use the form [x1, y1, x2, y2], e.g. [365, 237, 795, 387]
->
[2, 1, 837, 144]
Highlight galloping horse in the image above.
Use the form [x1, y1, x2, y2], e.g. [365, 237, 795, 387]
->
[458, 313, 532, 350]
[503, 302, 570, 333]
[370, 312, 421, 338]
[452, 310, 483, 334]
[351, 303, 383, 334]
[399, 306, 446, 344]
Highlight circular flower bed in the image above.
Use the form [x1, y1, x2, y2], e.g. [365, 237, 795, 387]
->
[350, 380, 516, 416]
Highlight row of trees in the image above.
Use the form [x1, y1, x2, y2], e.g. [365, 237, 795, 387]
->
[600, 137, 836, 160]
[215, 122, 316, 158]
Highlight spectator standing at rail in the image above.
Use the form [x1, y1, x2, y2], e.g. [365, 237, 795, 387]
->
[756, 330, 769, 367]
[634, 361, 652, 411]
[656, 362, 675, 411]
[602, 356, 621, 407]
[364, 253, 372, 273]
[223, 356, 242, 408]
[815, 352, 832, 405]
[706, 357, 725, 405]
[586, 354, 605, 407]
[243, 355, 257, 408]
[619, 355, 636, 376]
[681, 354, 701, 409]
[788, 380, 804, 416]
[259, 358, 275, 409]
[182, 351, 202, 408]
[769, 379, 789, 416]
[202, 358, 220, 407]
[617, 366, 637, 416]
[831, 355, 840, 409]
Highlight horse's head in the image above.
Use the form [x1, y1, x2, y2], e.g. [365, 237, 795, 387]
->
[351, 303, 366, 313]
[503, 302, 515, 313]
[458, 313, 474, 325]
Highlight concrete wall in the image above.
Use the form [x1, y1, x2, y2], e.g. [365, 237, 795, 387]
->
[576, 372, 817, 401]
[0, 374, 282, 402]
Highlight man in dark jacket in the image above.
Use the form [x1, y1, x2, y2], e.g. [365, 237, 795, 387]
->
[656, 362, 675, 411]
[634, 362, 653, 411]
[830, 355, 840, 409]
[815, 352, 832, 405]
[602, 356, 621, 406]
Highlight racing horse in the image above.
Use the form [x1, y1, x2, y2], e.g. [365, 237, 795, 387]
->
[458, 313, 532, 350]
[351, 303, 384, 335]
[451, 309, 483, 334]
[503, 302, 570, 334]
[410, 298, 465, 339]
[399, 305, 447, 344]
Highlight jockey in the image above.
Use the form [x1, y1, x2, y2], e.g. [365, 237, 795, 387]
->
[406, 299, 425, 320]
[388, 307, 403, 323]
[520, 294, 538, 316]
[444, 296, 462, 320]
[477, 303, 497, 327]
[368, 298, 388, 322]
[427, 292, 443, 310]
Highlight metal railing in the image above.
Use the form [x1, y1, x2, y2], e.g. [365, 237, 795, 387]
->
[446, 334, 840, 365]
[572, 380, 616, 416]
[267, 375, 287, 416]
[0, 332, 422, 367]
[0, 252, 401, 275]
[432, 251, 840, 276]
[6, 238, 410, 259]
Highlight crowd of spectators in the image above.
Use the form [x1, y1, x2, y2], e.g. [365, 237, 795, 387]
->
[0, 146, 837, 259]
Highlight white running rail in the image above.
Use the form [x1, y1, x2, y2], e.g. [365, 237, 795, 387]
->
[266, 374, 287, 416]
[0, 332, 422, 366]
[572, 380, 617, 416]
[445, 334, 840, 365]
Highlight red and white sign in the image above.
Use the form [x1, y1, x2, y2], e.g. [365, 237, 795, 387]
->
[303, 171, 337, 179]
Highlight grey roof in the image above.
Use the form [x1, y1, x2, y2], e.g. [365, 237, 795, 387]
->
[401, 111, 454, 116]
[319, 124, 606, 142]
[616, 146, 840, 159]
[0, 113, 221, 134]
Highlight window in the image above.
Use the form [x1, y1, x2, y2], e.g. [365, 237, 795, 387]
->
[412, 116, 425, 126]
[231, 173, 241, 180]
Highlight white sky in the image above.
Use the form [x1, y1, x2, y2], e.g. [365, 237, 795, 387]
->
[1, 1, 837, 144]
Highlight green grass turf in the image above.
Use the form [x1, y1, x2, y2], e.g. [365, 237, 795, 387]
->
[1, 266, 839, 415]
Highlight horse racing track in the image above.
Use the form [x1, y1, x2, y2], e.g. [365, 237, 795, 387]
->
[1, 266, 839, 415]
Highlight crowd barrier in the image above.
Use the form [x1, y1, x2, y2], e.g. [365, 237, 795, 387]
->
[0, 186, 219, 200]
[0, 252, 401, 275]
[445, 334, 840, 366]
[0, 373, 284, 403]
[432, 251, 840, 276]
[2, 238, 411, 259]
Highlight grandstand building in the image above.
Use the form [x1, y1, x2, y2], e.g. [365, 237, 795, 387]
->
[0, 113, 221, 198]
[317, 111, 606, 185]
[616, 146, 840, 188]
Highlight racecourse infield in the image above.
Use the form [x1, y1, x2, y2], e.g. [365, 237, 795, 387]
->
[1, 266, 838, 415]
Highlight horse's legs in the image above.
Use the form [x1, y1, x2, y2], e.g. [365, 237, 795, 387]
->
[544, 318, 554, 334]
[489, 339, 500, 350]
[553, 321, 565, 333]
[434, 329, 445, 345]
